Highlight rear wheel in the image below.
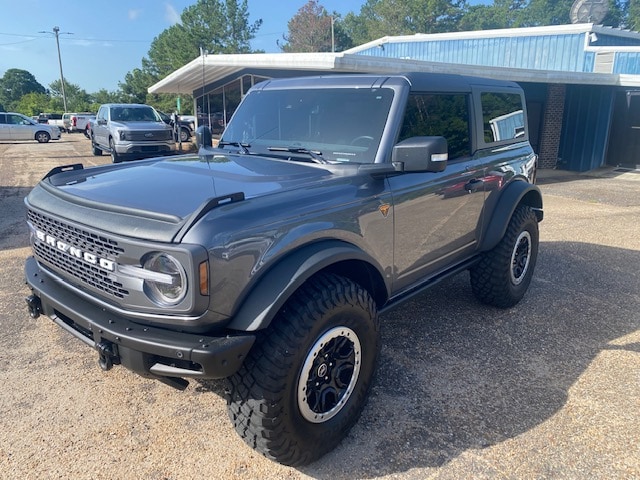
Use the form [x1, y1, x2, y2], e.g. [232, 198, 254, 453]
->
[35, 131, 50, 143]
[227, 273, 380, 466]
[470, 205, 539, 308]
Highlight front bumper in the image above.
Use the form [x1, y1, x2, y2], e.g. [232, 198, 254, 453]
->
[115, 141, 176, 157]
[25, 256, 255, 384]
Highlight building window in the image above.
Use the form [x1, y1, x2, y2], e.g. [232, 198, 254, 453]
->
[399, 93, 471, 159]
[481, 92, 525, 144]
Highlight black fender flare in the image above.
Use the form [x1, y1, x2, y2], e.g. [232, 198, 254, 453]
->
[226, 240, 387, 332]
[479, 180, 543, 252]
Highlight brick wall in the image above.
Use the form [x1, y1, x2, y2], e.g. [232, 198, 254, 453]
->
[538, 84, 566, 169]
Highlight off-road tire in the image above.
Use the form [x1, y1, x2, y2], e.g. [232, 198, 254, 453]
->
[226, 273, 380, 466]
[470, 205, 539, 308]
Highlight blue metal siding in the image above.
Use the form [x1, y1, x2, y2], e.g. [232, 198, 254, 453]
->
[583, 52, 595, 72]
[558, 85, 615, 171]
[592, 34, 640, 47]
[613, 52, 640, 74]
[356, 33, 589, 71]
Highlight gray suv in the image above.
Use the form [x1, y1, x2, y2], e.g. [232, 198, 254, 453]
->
[91, 103, 175, 162]
[25, 73, 541, 466]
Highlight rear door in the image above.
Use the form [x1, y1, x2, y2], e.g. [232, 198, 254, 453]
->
[388, 92, 486, 292]
[7, 113, 34, 140]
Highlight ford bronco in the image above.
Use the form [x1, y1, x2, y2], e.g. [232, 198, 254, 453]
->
[24, 73, 542, 466]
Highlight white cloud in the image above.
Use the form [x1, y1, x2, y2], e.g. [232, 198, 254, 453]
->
[165, 3, 181, 25]
[128, 9, 142, 21]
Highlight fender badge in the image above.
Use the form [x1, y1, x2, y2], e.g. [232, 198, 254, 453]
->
[378, 203, 391, 217]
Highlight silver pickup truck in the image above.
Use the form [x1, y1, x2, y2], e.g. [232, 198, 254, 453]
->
[90, 103, 175, 162]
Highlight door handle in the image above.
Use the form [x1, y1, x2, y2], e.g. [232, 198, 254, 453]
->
[464, 178, 483, 193]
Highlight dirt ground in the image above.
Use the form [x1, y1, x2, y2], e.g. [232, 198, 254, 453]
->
[0, 135, 638, 479]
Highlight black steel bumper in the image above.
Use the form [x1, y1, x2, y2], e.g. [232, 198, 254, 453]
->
[25, 256, 255, 387]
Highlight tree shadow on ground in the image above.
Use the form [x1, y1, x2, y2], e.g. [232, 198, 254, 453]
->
[292, 241, 639, 477]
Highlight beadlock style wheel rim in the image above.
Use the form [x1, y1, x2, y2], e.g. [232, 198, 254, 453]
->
[510, 231, 532, 285]
[297, 327, 361, 423]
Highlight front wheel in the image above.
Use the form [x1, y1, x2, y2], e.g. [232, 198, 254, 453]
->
[35, 131, 50, 143]
[227, 273, 380, 466]
[179, 127, 190, 143]
[109, 138, 121, 163]
[470, 205, 539, 308]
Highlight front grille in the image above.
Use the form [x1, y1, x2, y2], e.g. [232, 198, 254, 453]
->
[28, 209, 129, 299]
[124, 130, 173, 142]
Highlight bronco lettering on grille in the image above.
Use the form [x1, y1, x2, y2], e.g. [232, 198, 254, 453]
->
[35, 230, 115, 272]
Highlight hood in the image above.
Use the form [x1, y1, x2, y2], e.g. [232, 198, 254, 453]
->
[39, 153, 331, 222]
[109, 120, 170, 131]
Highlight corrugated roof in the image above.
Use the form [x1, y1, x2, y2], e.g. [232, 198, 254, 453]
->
[148, 24, 640, 95]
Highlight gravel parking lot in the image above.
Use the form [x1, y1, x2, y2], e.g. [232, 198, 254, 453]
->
[1, 135, 638, 479]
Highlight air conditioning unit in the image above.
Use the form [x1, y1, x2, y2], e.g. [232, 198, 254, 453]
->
[593, 51, 615, 74]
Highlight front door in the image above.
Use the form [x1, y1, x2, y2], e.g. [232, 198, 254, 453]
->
[388, 92, 486, 292]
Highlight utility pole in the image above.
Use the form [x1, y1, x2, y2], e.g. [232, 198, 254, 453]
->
[40, 26, 72, 112]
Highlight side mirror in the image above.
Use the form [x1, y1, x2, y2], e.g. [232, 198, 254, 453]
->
[196, 125, 213, 148]
[392, 136, 448, 173]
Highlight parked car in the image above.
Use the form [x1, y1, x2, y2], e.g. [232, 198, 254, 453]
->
[158, 111, 193, 143]
[37, 113, 66, 132]
[0, 112, 61, 142]
[24, 73, 541, 466]
[91, 103, 176, 163]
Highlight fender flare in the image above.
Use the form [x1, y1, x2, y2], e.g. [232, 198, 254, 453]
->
[479, 180, 543, 252]
[226, 240, 387, 332]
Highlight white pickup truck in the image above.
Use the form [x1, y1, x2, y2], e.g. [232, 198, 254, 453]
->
[37, 113, 66, 132]
[63, 113, 96, 135]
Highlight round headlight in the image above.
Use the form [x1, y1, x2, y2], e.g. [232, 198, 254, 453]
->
[142, 253, 187, 306]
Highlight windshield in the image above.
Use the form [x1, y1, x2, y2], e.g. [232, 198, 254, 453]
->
[221, 87, 394, 163]
[110, 106, 161, 122]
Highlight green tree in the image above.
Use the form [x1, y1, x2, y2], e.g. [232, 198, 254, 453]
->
[628, 0, 640, 29]
[280, 1, 353, 52]
[14, 92, 51, 116]
[459, 0, 527, 30]
[49, 79, 93, 112]
[0, 69, 46, 111]
[119, 0, 261, 114]
[343, 0, 466, 45]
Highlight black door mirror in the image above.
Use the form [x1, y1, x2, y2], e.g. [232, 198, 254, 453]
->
[196, 125, 213, 148]
[392, 136, 448, 172]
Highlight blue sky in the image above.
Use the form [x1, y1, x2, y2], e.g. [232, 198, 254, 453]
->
[0, 0, 367, 94]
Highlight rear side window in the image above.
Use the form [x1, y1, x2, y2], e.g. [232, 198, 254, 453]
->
[481, 92, 525, 144]
[399, 93, 471, 160]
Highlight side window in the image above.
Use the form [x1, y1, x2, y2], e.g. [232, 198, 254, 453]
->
[97, 107, 106, 122]
[481, 92, 525, 143]
[8, 114, 24, 125]
[0, 114, 6, 124]
[399, 93, 470, 160]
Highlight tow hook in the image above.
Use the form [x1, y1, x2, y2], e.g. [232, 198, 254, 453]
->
[96, 342, 117, 371]
[25, 295, 42, 319]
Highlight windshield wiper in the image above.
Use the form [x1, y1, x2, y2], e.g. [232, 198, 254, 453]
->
[218, 141, 251, 154]
[267, 146, 328, 164]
